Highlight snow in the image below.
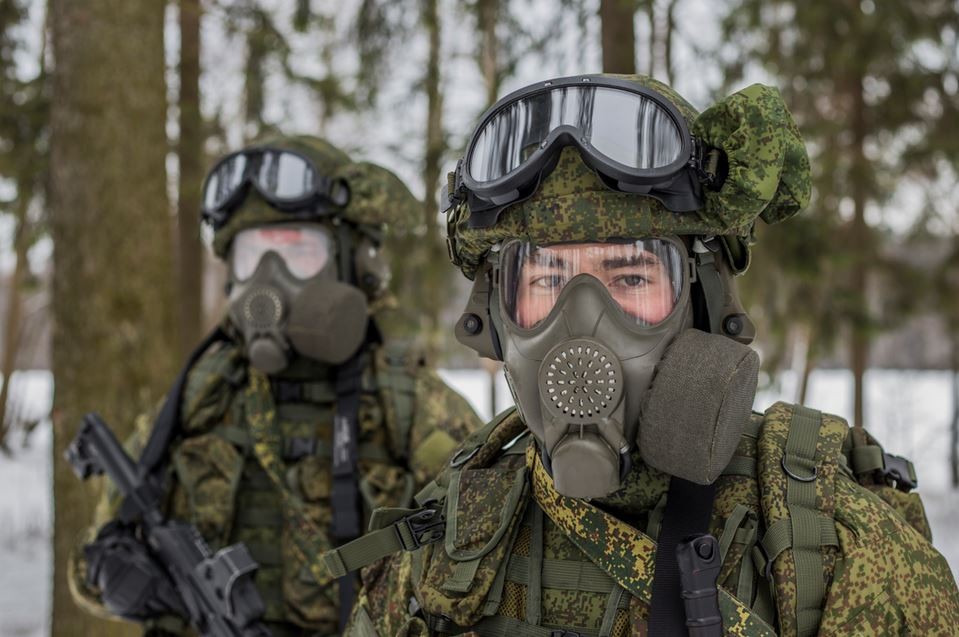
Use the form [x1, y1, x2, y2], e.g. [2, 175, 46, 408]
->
[1, 368, 956, 635]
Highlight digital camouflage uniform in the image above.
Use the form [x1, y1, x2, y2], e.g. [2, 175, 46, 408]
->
[339, 78, 959, 636]
[69, 137, 483, 636]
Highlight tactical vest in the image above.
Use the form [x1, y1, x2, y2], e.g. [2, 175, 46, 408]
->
[334, 401, 929, 637]
[169, 340, 421, 636]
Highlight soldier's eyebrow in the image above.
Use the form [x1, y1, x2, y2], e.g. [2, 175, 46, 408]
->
[525, 253, 566, 268]
[601, 253, 659, 270]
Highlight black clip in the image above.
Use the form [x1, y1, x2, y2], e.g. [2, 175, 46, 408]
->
[882, 452, 918, 492]
[400, 506, 446, 550]
[550, 631, 584, 637]
[283, 436, 318, 462]
[272, 380, 303, 403]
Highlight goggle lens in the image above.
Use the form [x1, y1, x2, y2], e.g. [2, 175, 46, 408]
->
[501, 239, 685, 329]
[257, 152, 316, 201]
[231, 226, 332, 281]
[468, 86, 685, 184]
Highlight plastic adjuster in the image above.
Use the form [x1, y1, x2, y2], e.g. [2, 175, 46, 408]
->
[399, 506, 446, 551]
[882, 452, 918, 492]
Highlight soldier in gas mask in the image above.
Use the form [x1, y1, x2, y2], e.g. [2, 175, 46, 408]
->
[330, 76, 959, 636]
[69, 136, 482, 636]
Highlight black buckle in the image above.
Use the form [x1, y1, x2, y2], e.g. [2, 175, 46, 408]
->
[400, 506, 446, 550]
[882, 452, 917, 492]
[550, 631, 584, 637]
[272, 380, 303, 403]
[283, 436, 318, 462]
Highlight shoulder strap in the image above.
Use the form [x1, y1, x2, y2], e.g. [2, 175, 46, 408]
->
[756, 402, 846, 637]
[137, 326, 229, 476]
[375, 342, 422, 461]
[320, 408, 521, 579]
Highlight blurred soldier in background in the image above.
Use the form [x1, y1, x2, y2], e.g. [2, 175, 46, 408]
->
[330, 76, 959, 636]
[68, 136, 481, 636]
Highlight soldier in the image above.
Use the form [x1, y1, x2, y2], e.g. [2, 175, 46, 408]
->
[69, 136, 482, 636]
[331, 76, 959, 635]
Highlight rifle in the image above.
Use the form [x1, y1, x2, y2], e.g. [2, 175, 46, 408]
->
[66, 412, 272, 637]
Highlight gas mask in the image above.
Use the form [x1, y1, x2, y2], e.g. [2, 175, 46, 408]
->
[227, 225, 370, 373]
[484, 237, 759, 499]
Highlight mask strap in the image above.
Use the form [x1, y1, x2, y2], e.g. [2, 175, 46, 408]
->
[336, 221, 356, 285]
[693, 237, 725, 335]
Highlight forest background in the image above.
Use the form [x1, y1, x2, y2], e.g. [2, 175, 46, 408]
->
[1, 0, 959, 634]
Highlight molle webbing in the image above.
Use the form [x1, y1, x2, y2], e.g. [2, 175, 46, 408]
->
[757, 403, 845, 637]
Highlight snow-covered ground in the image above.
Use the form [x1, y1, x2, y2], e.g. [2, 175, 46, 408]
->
[1, 368, 956, 636]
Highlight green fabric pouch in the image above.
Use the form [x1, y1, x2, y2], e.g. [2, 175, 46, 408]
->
[693, 83, 811, 232]
[172, 432, 245, 546]
[414, 459, 528, 627]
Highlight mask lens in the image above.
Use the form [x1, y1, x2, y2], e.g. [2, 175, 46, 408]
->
[467, 85, 685, 183]
[256, 151, 316, 201]
[501, 239, 685, 329]
[204, 154, 247, 210]
[231, 226, 332, 281]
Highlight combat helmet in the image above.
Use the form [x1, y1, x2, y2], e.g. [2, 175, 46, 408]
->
[203, 135, 420, 299]
[447, 74, 811, 358]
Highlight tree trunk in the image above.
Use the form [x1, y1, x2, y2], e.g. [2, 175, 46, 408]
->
[0, 198, 29, 451]
[476, 0, 500, 107]
[177, 0, 204, 357]
[600, 0, 636, 74]
[420, 0, 447, 355]
[850, 74, 868, 429]
[50, 0, 175, 633]
[663, 0, 677, 85]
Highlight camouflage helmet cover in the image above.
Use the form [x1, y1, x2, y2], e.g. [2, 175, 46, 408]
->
[211, 135, 420, 257]
[447, 75, 811, 278]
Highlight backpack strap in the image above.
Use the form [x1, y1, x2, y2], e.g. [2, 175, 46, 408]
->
[375, 342, 422, 462]
[756, 402, 846, 637]
[319, 408, 519, 579]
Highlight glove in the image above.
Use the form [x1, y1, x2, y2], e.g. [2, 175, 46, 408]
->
[84, 520, 187, 622]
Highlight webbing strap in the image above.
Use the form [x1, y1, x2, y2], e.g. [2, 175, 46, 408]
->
[599, 585, 628, 637]
[760, 517, 838, 569]
[331, 353, 365, 632]
[506, 555, 617, 593]
[783, 405, 826, 637]
[321, 504, 445, 578]
[648, 478, 718, 637]
[443, 558, 482, 593]
[850, 444, 884, 475]
[526, 506, 544, 625]
[137, 326, 229, 476]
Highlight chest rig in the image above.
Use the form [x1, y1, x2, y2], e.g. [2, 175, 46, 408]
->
[333, 401, 927, 637]
[164, 335, 419, 635]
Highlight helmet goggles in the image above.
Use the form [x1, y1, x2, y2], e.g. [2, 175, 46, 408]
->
[202, 147, 350, 229]
[452, 76, 725, 228]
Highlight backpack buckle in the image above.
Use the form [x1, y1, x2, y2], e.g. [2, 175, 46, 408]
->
[882, 452, 918, 492]
[400, 505, 446, 550]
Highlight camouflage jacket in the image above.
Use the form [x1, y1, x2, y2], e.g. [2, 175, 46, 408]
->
[69, 335, 482, 637]
[347, 402, 959, 637]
